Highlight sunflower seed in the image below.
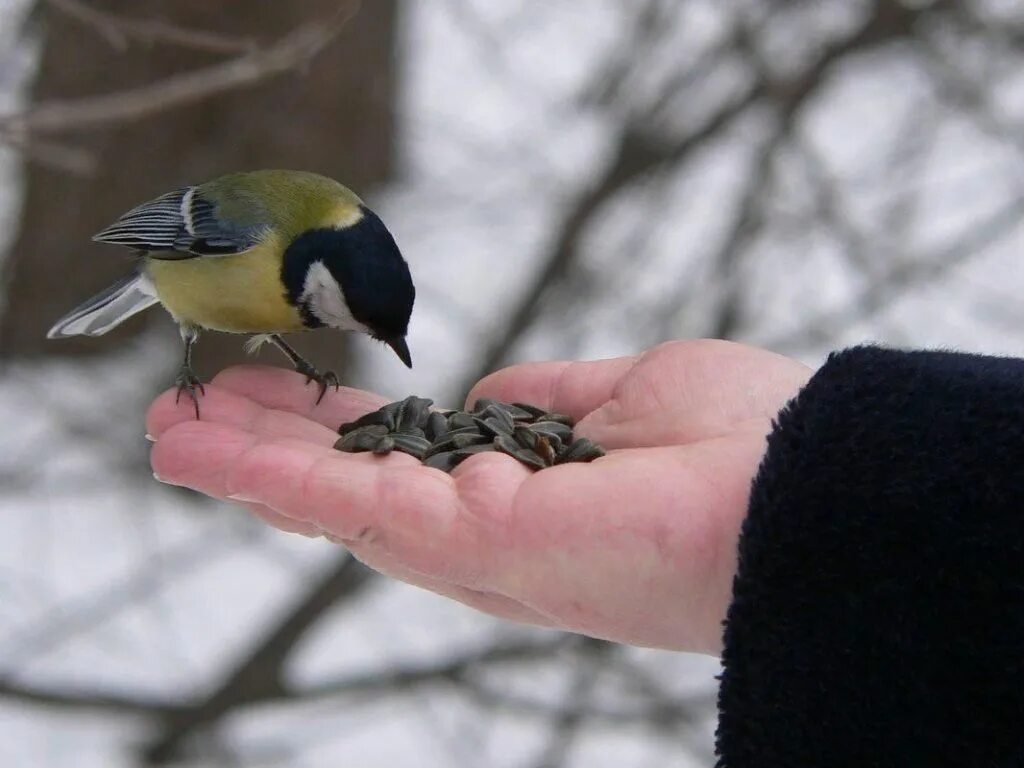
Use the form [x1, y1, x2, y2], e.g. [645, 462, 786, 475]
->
[555, 437, 606, 464]
[390, 432, 432, 459]
[373, 435, 395, 455]
[346, 423, 389, 439]
[453, 443, 499, 457]
[470, 398, 502, 414]
[473, 415, 516, 438]
[511, 402, 548, 420]
[512, 425, 539, 451]
[423, 451, 466, 472]
[530, 421, 574, 444]
[541, 411, 574, 427]
[493, 434, 547, 470]
[425, 412, 449, 441]
[478, 404, 516, 433]
[447, 411, 478, 431]
[424, 443, 495, 473]
[376, 400, 408, 431]
[335, 395, 604, 473]
[435, 425, 484, 442]
[397, 396, 434, 431]
[335, 430, 384, 453]
[426, 432, 492, 456]
[495, 403, 536, 421]
[338, 411, 389, 435]
[534, 435, 557, 465]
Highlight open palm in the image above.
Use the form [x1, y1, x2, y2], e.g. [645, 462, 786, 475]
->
[148, 340, 810, 654]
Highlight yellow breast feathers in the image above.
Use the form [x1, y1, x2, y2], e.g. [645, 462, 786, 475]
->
[145, 235, 305, 333]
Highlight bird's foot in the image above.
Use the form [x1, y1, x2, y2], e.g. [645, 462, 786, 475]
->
[295, 361, 339, 404]
[175, 366, 206, 419]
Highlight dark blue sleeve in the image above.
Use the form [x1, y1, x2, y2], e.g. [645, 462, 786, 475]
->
[715, 346, 1024, 767]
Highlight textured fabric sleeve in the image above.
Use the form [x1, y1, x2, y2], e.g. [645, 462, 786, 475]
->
[715, 346, 1024, 768]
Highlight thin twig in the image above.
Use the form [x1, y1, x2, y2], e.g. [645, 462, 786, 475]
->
[466, 0, 932, 387]
[0, 130, 96, 175]
[1, 3, 359, 136]
[762, 195, 1024, 351]
[44, 0, 258, 54]
[142, 552, 374, 764]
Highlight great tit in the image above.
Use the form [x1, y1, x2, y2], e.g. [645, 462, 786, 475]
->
[47, 169, 416, 417]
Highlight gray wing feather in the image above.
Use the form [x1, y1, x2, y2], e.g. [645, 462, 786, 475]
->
[47, 272, 159, 338]
[93, 187, 264, 258]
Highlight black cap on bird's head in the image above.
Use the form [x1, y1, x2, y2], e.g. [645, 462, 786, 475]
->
[282, 207, 415, 367]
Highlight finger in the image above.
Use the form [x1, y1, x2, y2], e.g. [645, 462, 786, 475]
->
[468, 356, 637, 420]
[211, 366, 389, 430]
[230, 495, 552, 625]
[147, 385, 339, 446]
[151, 420, 410, 500]
[225, 443, 527, 587]
[579, 340, 811, 447]
[152, 420, 528, 589]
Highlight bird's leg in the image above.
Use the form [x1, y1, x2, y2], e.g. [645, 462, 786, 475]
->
[267, 334, 339, 404]
[175, 325, 205, 419]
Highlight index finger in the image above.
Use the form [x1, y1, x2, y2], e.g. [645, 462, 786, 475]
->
[467, 356, 637, 421]
[210, 365, 389, 429]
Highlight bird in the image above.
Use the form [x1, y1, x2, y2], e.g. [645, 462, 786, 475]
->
[47, 169, 416, 418]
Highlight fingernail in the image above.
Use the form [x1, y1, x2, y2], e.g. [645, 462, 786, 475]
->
[227, 492, 261, 504]
[144, 433, 156, 442]
[153, 471, 169, 484]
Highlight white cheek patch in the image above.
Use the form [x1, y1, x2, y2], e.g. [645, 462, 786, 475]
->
[301, 261, 369, 333]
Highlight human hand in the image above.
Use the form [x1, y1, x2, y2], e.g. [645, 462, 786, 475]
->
[147, 340, 811, 655]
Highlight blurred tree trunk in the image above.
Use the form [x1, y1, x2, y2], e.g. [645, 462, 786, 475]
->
[0, 0, 398, 378]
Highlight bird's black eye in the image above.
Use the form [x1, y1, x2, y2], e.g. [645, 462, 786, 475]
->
[281, 208, 415, 338]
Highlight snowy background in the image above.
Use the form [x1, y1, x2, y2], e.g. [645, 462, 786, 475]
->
[0, 1, 1022, 765]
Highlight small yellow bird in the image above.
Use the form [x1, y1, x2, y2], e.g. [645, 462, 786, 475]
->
[48, 170, 416, 417]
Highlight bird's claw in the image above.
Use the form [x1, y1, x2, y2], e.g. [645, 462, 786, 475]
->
[295, 362, 340, 404]
[175, 367, 205, 419]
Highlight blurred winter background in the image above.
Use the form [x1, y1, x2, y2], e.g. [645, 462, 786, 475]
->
[0, 0, 1021, 765]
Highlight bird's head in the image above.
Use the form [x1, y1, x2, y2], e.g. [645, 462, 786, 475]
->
[281, 206, 415, 367]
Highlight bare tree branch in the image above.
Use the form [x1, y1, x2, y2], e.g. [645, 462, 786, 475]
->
[0, 678, 187, 716]
[0, 130, 95, 174]
[530, 638, 610, 768]
[0, 633, 574, 719]
[0, 3, 359, 137]
[763, 195, 1024, 351]
[298, 634, 576, 702]
[44, 0, 259, 54]
[142, 552, 374, 764]
[467, 0, 942, 388]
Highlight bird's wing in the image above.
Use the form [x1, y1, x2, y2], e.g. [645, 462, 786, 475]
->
[92, 186, 266, 259]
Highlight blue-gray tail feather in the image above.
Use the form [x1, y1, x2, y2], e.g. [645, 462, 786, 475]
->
[47, 272, 159, 338]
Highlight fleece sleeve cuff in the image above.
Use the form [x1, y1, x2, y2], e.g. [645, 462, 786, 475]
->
[715, 346, 1024, 768]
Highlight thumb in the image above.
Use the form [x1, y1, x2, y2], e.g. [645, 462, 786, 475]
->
[466, 356, 637, 422]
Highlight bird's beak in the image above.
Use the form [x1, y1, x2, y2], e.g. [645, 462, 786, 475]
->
[386, 335, 412, 368]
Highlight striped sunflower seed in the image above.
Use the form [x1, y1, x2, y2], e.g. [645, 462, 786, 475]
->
[555, 437, 606, 464]
[335, 395, 604, 474]
[397, 396, 434, 431]
[390, 432, 432, 459]
[493, 434, 548, 470]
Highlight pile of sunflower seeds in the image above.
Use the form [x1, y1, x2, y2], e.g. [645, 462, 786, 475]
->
[334, 395, 605, 473]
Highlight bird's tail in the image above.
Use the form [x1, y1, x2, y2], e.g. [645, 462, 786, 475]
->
[47, 271, 159, 338]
